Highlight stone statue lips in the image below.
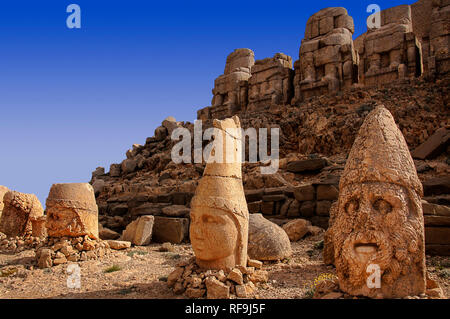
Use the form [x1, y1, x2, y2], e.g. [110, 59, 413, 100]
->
[351, 231, 384, 262]
[354, 242, 379, 262]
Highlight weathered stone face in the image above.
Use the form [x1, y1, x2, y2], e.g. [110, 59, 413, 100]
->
[46, 183, 99, 239]
[333, 182, 425, 297]
[325, 106, 426, 298]
[0, 191, 43, 238]
[191, 207, 238, 260]
[190, 116, 249, 270]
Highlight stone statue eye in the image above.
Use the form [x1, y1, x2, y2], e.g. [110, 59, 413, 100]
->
[372, 198, 392, 214]
[202, 215, 216, 223]
[345, 199, 359, 215]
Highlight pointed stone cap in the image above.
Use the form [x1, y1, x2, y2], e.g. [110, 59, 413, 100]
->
[340, 105, 423, 197]
[203, 115, 242, 179]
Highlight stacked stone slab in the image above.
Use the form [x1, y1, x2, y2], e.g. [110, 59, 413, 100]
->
[198, 49, 254, 121]
[46, 183, 99, 239]
[0, 191, 44, 238]
[292, 7, 358, 104]
[247, 53, 294, 111]
[355, 5, 423, 86]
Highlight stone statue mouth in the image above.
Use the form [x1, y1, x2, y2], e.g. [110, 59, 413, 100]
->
[354, 243, 378, 260]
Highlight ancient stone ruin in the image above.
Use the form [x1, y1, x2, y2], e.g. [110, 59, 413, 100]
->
[247, 53, 294, 111]
[198, 49, 254, 121]
[198, 1, 449, 120]
[293, 7, 358, 103]
[355, 5, 423, 86]
[190, 116, 249, 270]
[324, 106, 426, 298]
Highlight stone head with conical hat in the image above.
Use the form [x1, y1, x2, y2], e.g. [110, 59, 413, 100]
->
[327, 105, 426, 298]
[190, 115, 249, 270]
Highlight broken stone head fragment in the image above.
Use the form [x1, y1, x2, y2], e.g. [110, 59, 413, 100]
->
[0, 191, 43, 237]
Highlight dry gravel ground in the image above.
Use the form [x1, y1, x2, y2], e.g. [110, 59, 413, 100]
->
[0, 233, 448, 299]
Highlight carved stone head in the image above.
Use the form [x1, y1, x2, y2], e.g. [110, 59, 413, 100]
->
[327, 106, 426, 298]
[46, 183, 99, 239]
[190, 116, 249, 270]
[0, 191, 43, 238]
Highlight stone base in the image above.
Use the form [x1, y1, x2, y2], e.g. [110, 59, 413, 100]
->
[167, 257, 267, 299]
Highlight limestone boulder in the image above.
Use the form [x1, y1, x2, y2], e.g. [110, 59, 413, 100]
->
[248, 213, 292, 261]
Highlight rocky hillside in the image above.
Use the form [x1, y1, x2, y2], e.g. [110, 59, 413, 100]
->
[91, 75, 450, 255]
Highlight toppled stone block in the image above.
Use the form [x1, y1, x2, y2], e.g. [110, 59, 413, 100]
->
[286, 158, 326, 173]
[316, 184, 339, 200]
[282, 218, 311, 241]
[106, 240, 131, 250]
[411, 127, 450, 159]
[153, 216, 189, 244]
[0, 191, 43, 238]
[46, 183, 99, 239]
[422, 176, 450, 196]
[121, 215, 154, 246]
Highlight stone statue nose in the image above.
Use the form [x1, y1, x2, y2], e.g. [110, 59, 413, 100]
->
[357, 200, 376, 228]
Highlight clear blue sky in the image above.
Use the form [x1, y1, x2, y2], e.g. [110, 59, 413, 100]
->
[0, 0, 415, 205]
